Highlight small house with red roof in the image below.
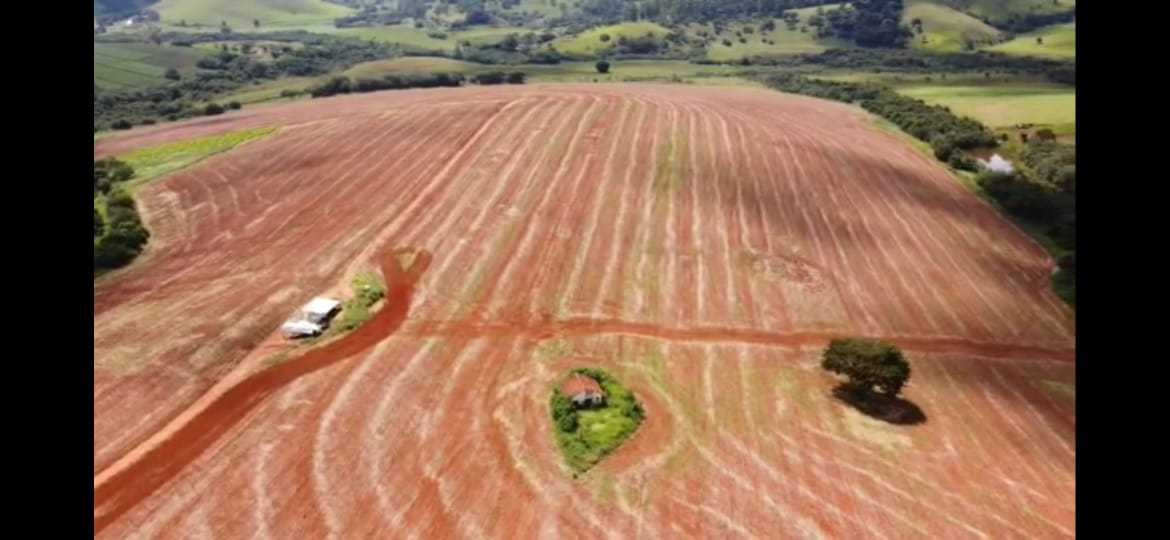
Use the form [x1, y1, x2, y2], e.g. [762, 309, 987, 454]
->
[562, 374, 606, 408]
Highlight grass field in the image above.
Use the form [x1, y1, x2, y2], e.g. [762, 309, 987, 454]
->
[905, 0, 1003, 53]
[334, 24, 529, 53]
[986, 22, 1075, 59]
[815, 69, 1076, 141]
[341, 57, 482, 78]
[216, 76, 322, 105]
[702, 17, 842, 61]
[153, 0, 352, 29]
[952, 0, 1076, 24]
[94, 43, 209, 90]
[894, 82, 1075, 131]
[552, 21, 671, 57]
[223, 57, 754, 106]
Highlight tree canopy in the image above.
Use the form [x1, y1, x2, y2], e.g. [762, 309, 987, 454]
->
[821, 338, 911, 396]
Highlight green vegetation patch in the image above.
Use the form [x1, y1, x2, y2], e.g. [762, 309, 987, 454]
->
[554, 21, 671, 57]
[332, 24, 529, 53]
[893, 83, 1074, 129]
[986, 22, 1075, 59]
[94, 42, 210, 90]
[550, 367, 645, 474]
[904, 0, 1003, 53]
[702, 16, 840, 61]
[120, 127, 277, 187]
[153, 0, 353, 29]
[330, 271, 387, 334]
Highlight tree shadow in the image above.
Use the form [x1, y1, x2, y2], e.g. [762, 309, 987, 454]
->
[832, 384, 927, 426]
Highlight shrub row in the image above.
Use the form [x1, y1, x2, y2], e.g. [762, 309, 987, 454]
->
[757, 73, 998, 157]
[308, 71, 525, 98]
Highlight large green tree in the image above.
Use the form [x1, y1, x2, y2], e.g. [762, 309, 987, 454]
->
[821, 338, 911, 396]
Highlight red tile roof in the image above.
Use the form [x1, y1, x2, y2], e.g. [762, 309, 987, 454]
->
[561, 374, 603, 397]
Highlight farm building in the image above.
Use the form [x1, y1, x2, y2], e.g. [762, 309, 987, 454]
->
[562, 374, 606, 407]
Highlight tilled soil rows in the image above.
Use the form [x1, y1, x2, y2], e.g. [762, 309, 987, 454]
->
[94, 84, 1074, 538]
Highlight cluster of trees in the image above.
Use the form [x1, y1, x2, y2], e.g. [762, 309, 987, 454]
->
[613, 32, 663, 55]
[813, 1, 912, 48]
[976, 135, 1075, 304]
[454, 32, 562, 64]
[977, 170, 1070, 223]
[308, 70, 524, 98]
[759, 73, 996, 164]
[93, 157, 133, 197]
[472, 71, 527, 84]
[989, 9, 1075, 34]
[1021, 137, 1076, 193]
[737, 48, 1075, 87]
[566, 0, 830, 25]
[309, 72, 463, 97]
[93, 158, 150, 271]
[94, 32, 401, 131]
[975, 166, 1075, 304]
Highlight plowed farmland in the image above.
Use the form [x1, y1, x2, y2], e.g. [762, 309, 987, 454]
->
[94, 84, 1075, 538]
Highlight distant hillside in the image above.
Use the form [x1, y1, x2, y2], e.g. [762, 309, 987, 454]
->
[933, 0, 1075, 28]
[94, 0, 155, 18]
[986, 21, 1074, 59]
[905, 0, 1002, 52]
[152, 0, 353, 29]
[94, 42, 209, 90]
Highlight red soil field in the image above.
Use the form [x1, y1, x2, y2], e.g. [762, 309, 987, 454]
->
[94, 84, 1074, 538]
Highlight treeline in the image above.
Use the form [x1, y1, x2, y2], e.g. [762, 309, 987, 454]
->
[94, 33, 400, 131]
[981, 136, 1075, 252]
[93, 158, 150, 272]
[987, 9, 1075, 34]
[566, 0, 835, 25]
[975, 141, 1075, 305]
[308, 71, 524, 97]
[728, 48, 1075, 86]
[453, 32, 563, 64]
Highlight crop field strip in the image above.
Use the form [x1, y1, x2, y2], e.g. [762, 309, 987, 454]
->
[94, 84, 1073, 538]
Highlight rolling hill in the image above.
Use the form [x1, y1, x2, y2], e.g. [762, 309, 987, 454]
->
[94, 0, 155, 18]
[986, 22, 1075, 59]
[94, 42, 209, 90]
[942, 0, 1076, 25]
[905, 0, 1003, 52]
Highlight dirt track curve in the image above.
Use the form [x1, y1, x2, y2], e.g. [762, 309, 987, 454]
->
[94, 84, 1074, 538]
